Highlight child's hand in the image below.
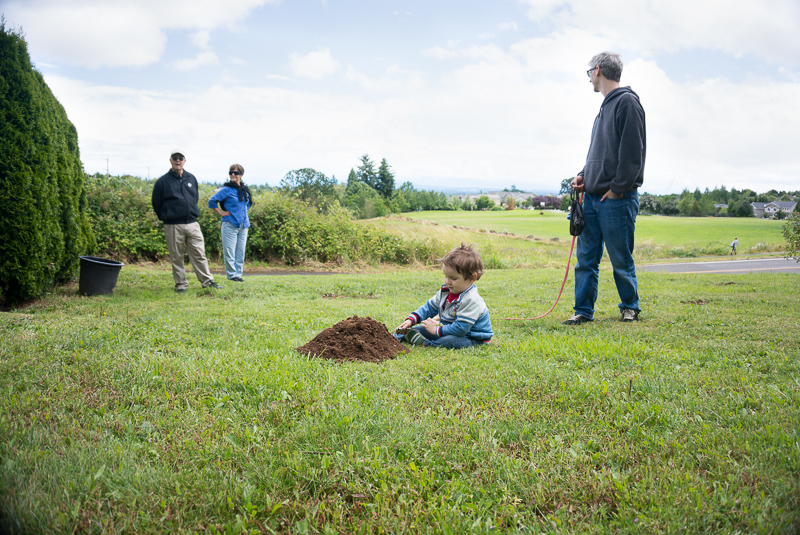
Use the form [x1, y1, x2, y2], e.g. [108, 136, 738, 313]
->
[421, 318, 439, 335]
[396, 319, 413, 331]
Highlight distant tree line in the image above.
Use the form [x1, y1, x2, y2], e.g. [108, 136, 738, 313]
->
[276, 154, 456, 219]
[558, 177, 798, 218]
[638, 187, 798, 218]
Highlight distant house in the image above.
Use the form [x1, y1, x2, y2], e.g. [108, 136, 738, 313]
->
[714, 203, 728, 215]
[751, 201, 797, 218]
[490, 191, 531, 205]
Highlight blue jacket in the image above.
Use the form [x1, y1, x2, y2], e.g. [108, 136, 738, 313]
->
[408, 284, 493, 341]
[208, 186, 252, 228]
[578, 87, 646, 195]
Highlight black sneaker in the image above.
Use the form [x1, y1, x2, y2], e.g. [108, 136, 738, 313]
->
[206, 282, 224, 289]
[175, 288, 187, 293]
[232, 277, 244, 282]
[562, 314, 592, 325]
[621, 308, 639, 322]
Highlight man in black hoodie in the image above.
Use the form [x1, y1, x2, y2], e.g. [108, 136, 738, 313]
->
[563, 52, 646, 325]
[151, 150, 222, 293]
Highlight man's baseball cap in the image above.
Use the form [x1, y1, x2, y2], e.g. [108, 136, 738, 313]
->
[170, 149, 185, 159]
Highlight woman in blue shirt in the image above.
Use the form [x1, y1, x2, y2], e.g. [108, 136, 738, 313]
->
[208, 164, 253, 282]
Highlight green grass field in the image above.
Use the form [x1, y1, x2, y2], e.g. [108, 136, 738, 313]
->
[400, 210, 786, 257]
[2, 249, 798, 533]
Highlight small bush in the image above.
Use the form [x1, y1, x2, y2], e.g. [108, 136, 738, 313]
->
[783, 215, 800, 262]
[783, 213, 800, 261]
[86, 175, 167, 261]
[246, 193, 437, 265]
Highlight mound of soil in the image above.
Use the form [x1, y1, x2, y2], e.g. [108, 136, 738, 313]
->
[296, 315, 408, 363]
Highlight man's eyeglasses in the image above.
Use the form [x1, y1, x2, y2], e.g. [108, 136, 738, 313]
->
[586, 66, 596, 78]
[229, 171, 241, 176]
[171, 156, 185, 161]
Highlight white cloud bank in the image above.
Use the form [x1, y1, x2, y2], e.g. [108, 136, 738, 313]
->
[2, 0, 277, 68]
[44, 40, 800, 194]
[517, 0, 800, 65]
[287, 49, 340, 79]
[5, 0, 800, 193]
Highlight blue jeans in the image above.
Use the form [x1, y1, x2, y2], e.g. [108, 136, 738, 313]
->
[395, 327, 482, 349]
[220, 221, 249, 279]
[573, 191, 640, 319]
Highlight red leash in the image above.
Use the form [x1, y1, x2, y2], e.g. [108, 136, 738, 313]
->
[502, 234, 576, 321]
[503, 190, 582, 321]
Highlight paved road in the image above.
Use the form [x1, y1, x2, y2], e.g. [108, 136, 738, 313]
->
[639, 257, 800, 274]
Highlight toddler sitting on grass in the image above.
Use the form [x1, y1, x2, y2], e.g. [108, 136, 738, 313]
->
[395, 244, 493, 349]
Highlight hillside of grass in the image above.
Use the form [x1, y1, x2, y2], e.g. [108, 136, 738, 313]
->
[1, 266, 798, 533]
[390, 211, 786, 261]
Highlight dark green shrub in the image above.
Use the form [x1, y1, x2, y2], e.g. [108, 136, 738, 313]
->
[246, 193, 367, 264]
[85, 174, 167, 261]
[784, 213, 800, 262]
[0, 23, 95, 305]
[81, 175, 442, 267]
[245, 192, 438, 265]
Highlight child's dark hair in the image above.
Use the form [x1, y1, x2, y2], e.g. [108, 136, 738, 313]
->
[441, 244, 484, 281]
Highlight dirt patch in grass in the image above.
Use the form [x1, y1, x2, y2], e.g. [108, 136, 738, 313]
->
[296, 315, 408, 363]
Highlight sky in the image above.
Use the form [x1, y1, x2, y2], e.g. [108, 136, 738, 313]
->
[3, 0, 800, 195]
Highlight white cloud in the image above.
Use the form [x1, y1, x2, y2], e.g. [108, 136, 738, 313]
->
[344, 64, 425, 94]
[507, 28, 608, 83]
[287, 49, 340, 79]
[497, 22, 518, 31]
[16, 0, 800, 194]
[421, 41, 462, 60]
[190, 30, 212, 50]
[627, 60, 800, 192]
[174, 51, 219, 71]
[2, 0, 276, 68]
[517, 0, 800, 66]
[43, 28, 800, 194]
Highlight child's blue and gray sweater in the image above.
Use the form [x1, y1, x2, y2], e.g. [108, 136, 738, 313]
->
[406, 283, 493, 342]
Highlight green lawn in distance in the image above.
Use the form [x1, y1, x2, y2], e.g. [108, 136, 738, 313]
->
[402, 210, 786, 249]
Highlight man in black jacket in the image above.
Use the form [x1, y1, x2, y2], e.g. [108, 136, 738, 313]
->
[151, 150, 222, 293]
[564, 52, 646, 325]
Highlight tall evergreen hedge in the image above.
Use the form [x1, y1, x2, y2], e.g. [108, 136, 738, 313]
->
[0, 21, 95, 305]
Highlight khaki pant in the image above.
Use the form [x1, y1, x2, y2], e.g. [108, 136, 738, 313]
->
[163, 222, 215, 289]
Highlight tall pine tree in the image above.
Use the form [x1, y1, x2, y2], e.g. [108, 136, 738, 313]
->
[376, 158, 395, 199]
[356, 154, 378, 191]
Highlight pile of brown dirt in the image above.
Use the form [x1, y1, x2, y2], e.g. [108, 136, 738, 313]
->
[296, 315, 408, 363]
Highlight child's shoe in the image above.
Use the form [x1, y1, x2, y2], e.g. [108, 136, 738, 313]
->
[404, 330, 426, 346]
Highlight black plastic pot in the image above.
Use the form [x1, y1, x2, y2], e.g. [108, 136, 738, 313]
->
[79, 256, 124, 296]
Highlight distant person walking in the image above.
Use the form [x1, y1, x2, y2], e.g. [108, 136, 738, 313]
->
[563, 52, 646, 325]
[208, 164, 253, 282]
[151, 149, 222, 293]
[730, 237, 739, 255]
